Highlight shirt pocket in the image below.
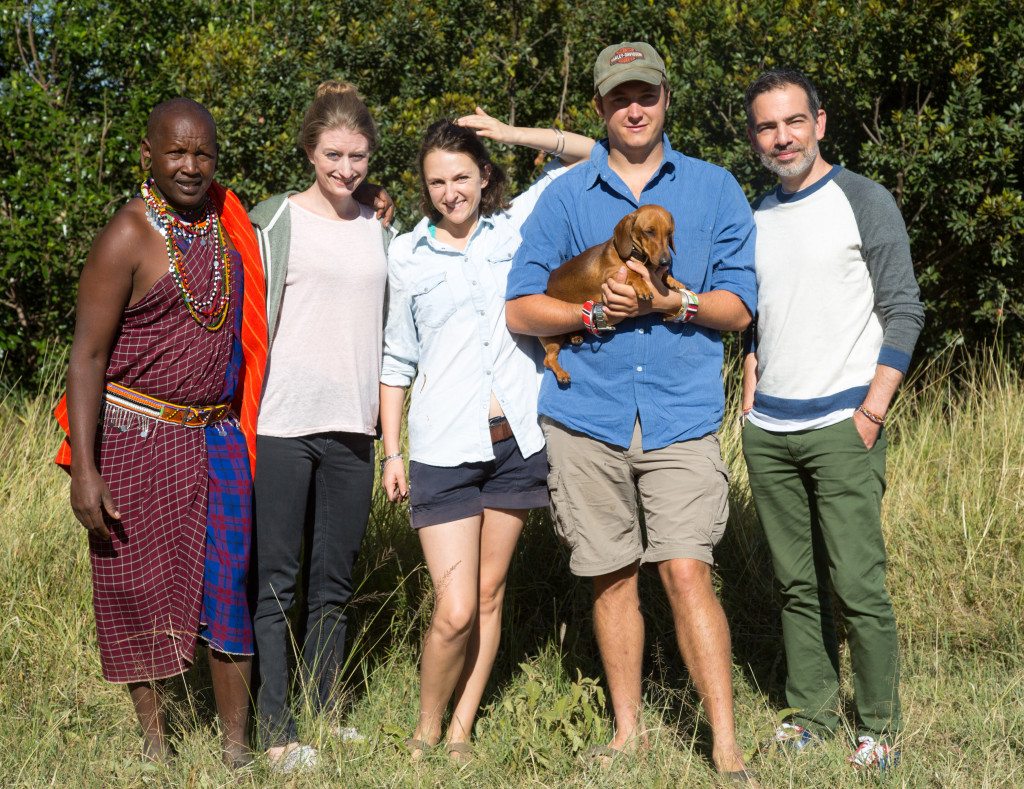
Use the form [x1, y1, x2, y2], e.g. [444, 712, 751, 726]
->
[410, 272, 456, 329]
[486, 249, 515, 292]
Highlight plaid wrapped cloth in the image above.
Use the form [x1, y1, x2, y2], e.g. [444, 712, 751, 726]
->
[198, 288, 254, 656]
[85, 205, 256, 682]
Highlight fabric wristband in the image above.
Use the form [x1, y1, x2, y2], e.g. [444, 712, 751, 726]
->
[581, 300, 601, 336]
[666, 288, 700, 323]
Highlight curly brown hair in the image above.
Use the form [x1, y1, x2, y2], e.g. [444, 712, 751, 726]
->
[417, 119, 509, 224]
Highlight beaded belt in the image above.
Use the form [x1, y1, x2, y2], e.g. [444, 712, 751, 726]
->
[104, 382, 231, 428]
[489, 416, 514, 443]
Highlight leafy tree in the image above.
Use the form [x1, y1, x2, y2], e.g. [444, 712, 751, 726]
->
[1, 0, 1021, 390]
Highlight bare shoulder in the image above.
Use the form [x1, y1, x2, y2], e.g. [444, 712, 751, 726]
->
[85, 198, 157, 274]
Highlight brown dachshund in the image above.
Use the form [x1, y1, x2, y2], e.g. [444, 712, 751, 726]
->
[542, 205, 684, 383]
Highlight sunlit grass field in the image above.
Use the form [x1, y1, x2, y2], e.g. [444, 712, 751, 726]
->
[1, 350, 1021, 787]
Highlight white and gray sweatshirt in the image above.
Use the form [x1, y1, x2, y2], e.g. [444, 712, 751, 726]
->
[748, 165, 925, 432]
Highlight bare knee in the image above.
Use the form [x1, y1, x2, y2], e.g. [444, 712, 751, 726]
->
[659, 558, 713, 603]
[477, 580, 506, 621]
[593, 563, 640, 610]
[430, 598, 477, 643]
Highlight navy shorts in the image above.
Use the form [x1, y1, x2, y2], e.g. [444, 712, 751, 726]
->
[409, 438, 550, 528]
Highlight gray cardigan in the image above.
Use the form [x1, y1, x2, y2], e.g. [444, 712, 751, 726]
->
[248, 192, 395, 347]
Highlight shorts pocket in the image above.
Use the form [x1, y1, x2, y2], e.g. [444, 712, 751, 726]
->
[702, 440, 731, 549]
[410, 273, 456, 329]
[546, 469, 579, 551]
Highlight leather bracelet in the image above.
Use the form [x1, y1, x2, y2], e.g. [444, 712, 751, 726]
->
[856, 405, 885, 426]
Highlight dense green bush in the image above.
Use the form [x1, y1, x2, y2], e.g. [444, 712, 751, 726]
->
[2, 0, 1021, 388]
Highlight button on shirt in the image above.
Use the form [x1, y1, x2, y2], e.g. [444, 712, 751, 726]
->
[381, 165, 567, 466]
[506, 137, 757, 450]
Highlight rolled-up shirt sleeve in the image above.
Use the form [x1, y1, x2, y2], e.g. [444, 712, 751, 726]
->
[506, 186, 574, 300]
[707, 172, 758, 315]
[380, 259, 418, 387]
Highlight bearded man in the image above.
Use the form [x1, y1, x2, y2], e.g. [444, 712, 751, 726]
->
[741, 70, 924, 770]
[61, 98, 267, 765]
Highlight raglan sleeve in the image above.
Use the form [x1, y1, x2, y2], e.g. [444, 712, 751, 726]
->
[847, 179, 925, 373]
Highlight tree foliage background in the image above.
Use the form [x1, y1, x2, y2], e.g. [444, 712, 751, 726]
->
[2, 0, 1022, 388]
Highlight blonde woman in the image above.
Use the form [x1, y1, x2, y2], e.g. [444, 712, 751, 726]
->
[250, 81, 392, 771]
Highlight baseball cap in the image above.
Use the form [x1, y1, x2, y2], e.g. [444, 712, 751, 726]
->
[593, 42, 667, 96]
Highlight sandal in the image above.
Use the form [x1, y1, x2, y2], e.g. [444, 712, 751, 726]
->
[404, 737, 435, 760]
[446, 741, 474, 763]
[720, 768, 762, 787]
[585, 743, 624, 769]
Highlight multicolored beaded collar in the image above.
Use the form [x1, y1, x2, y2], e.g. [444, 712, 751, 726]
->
[140, 179, 231, 332]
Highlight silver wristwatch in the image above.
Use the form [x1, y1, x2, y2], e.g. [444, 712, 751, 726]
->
[591, 302, 615, 333]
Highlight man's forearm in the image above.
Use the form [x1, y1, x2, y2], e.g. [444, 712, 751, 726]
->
[506, 294, 583, 336]
[862, 364, 905, 418]
[689, 290, 753, 332]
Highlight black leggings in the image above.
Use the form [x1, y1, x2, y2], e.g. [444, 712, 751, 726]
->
[252, 431, 374, 747]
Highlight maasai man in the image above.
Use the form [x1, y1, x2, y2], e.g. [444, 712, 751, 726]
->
[63, 98, 267, 765]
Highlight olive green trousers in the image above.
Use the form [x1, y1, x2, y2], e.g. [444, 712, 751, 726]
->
[742, 418, 901, 739]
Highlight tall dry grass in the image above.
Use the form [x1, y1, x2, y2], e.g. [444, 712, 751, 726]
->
[0, 350, 1021, 787]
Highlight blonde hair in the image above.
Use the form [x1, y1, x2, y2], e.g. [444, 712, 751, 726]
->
[298, 80, 378, 155]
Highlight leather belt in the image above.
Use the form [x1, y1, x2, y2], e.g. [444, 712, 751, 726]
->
[104, 382, 231, 428]
[489, 416, 514, 443]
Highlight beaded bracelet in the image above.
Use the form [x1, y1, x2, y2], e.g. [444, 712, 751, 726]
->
[856, 405, 885, 426]
[379, 452, 404, 472]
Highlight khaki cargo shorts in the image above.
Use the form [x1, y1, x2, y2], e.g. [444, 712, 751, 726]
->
[541, 417, 730, 577]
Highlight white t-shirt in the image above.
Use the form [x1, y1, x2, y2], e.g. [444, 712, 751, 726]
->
[258, 200, 387, 437]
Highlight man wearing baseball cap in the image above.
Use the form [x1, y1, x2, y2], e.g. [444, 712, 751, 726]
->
[507, 42, 758, 782]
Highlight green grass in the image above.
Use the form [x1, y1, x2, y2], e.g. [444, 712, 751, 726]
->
[1, 350, 1021, 787]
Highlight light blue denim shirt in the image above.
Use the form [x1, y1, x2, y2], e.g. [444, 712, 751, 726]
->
[381, 164, 567, 466]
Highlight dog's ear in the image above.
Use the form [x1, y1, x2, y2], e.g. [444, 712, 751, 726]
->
[613, 213, 636, 260]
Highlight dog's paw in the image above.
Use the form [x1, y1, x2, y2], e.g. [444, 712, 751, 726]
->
[556, 371, 572, 384]
[570, 334, 584, 345]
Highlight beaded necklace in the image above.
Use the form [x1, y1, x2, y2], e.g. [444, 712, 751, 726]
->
[140, 178, 231, 332]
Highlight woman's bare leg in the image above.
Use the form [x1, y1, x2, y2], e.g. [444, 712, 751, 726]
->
[410, 515, 482, 754]
[446, 508, 526, 749]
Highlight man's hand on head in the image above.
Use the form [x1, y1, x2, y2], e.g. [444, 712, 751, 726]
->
[353, 181, 395, 226]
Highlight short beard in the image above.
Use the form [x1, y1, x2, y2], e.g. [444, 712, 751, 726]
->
[759, 142, 818, 180]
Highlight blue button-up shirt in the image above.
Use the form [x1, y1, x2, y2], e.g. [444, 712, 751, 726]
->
[506, 137, 756, 450]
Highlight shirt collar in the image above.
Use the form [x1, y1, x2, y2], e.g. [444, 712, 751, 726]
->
[411, 212, 497, 252]
[584, 134, 679, 195]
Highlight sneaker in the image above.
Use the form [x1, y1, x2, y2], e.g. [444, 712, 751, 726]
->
[335, 726, 366, 743]
[270, 743, 319, 774]
[769, 722, 821, 752]
[848, 736, 900, 770]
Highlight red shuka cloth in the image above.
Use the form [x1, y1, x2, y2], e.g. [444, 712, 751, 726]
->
[54, 183, 267, 473]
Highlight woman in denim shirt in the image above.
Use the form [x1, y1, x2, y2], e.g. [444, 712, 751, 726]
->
[379, 111, 592, 759]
